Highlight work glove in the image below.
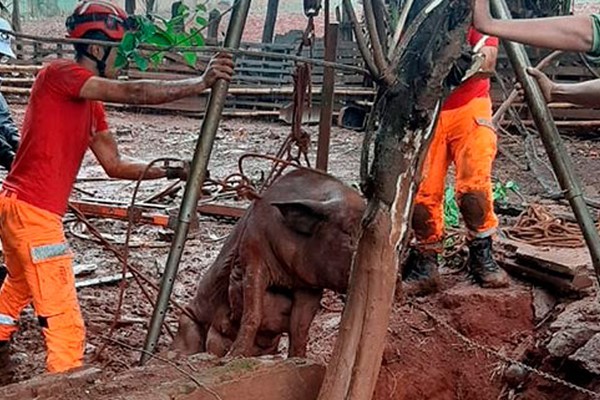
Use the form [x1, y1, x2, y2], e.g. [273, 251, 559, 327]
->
[165, 160, 191, 181]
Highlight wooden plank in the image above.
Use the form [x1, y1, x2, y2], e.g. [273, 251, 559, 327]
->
[498, 258, 592, 293]
[75, 273, 133, 289]
[502, 239, 590, 276]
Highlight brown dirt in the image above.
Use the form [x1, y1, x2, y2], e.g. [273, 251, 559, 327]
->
[4, 15, 600, 398]
[376, 282, 534, 400]
[3, 102, 600, 398]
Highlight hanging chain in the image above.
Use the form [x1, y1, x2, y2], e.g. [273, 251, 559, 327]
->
[408, 301, 600, 399]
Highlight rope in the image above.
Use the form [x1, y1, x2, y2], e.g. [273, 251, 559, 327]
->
[409, 301, 600, 399]
[255, 15, 317, 192]
[504, 204, 599, 248]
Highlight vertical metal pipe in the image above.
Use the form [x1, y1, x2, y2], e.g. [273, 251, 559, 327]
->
[316, 20, 339, 171]
[491, 0, 600, 283]
[140, 0, 252, 365]
[261, 0, 280, 43]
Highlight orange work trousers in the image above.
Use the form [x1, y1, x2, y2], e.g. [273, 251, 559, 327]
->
[413, 96, 498, 247]
[0, 191, 85, 373]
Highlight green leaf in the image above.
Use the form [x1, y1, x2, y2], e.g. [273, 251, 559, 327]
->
[148, 31, 173, 47]
[195, 16, 208, 26]
[139, 17, 157, 39]
[150, 52, 165, 66]
[132, 51, 149, 71]
[186, 30, 205, 47]
[120, 32, 137, 54]
[175, 33, 193, 47]
[192, 32, 205, 47]
[114, 51, 129, 69]
[443, 185, 460, 228]
[183, 52, 198, 67]
[153, 14, 170, 25]
[167, 15, 186, 29]
[175, 2, 190, 17]
[196, 3, 207, 12]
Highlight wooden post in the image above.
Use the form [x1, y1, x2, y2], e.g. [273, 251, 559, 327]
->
[207, 9, 221, 45]
[146, 0, 156, 16]
[261, 0, 279, 43]
[27, 0, 35, 19]
[32, 41, 40, 64]
[125, 0, 136, 15]
[12, 0, 21, 33]
[339, 0, 353, 41]
[316, 20, 338, 171]
[171, 1, 184, 33]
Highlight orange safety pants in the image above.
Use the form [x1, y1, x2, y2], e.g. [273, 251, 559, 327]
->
[413, 96, 498, 247]
[0, 191, 85, 373]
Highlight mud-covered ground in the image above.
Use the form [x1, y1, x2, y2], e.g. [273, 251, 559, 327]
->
[2, 101, 600, 399]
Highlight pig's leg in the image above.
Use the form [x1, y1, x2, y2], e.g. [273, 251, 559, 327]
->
[227, 257, 269, 357]
[172, 312, 206, 355]
[288, 289, 322, 358]
[206, 325, 233, 357]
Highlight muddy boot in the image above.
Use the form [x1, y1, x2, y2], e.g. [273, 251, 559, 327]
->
[402, 249, 440, 295]
[468, 237, 509, 288]
[0, 341, 15, 386]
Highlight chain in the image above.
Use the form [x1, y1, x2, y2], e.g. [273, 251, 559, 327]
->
[408, 301, 600, 399]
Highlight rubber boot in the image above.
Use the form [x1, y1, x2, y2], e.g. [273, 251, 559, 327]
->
[468, 237, 509, 288]
[0, 341, 15, 386]
[402, 248, 440, 295]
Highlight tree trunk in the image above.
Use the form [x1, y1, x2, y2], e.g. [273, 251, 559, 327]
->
[317, 1, 471, 399]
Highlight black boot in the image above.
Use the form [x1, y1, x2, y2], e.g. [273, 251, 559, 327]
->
[468, 237, 509, 288]
[402, 248, 440, 295]
[0, 341, 14, 386]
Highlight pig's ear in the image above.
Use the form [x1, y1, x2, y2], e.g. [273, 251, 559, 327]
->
[271, 200, 331, 235]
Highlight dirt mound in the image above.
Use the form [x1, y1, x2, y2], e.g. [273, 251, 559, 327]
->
[304, 276, 540, 400]
[373, 282, 534, 400]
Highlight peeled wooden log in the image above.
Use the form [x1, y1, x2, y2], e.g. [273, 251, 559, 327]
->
[0, 358, 324, 400]
[317, 1, 471, 399]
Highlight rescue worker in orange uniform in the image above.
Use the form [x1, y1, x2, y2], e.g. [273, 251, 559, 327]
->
[0, 1, 234, 382]
[403, 25, 509, 292]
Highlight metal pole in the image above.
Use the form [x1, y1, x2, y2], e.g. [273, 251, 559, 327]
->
[140, 0, 252, 365]
[491, 0, 600, 284]
[261, 0, 280, 43]
[316, 20, 338, 171]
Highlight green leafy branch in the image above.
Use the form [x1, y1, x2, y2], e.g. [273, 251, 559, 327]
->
[115, 2, 208, 71]
[443, 180, 520, 227]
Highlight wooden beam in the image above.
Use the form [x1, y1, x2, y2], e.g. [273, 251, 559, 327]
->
[0, 359, 325, 400]
[262, 0, 280, 44]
